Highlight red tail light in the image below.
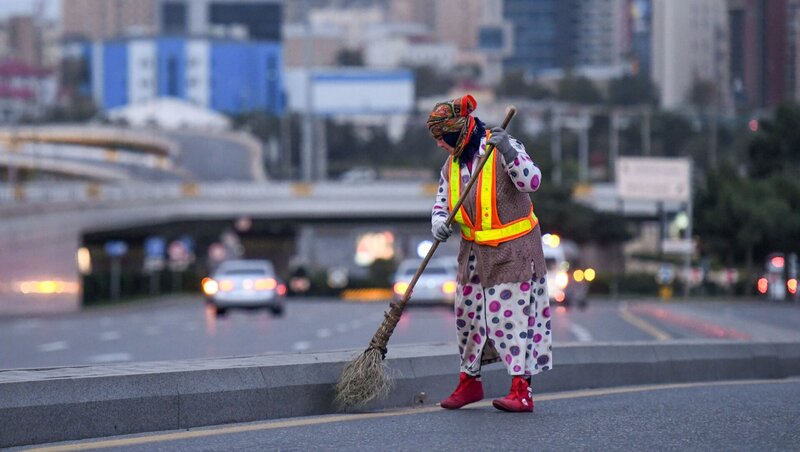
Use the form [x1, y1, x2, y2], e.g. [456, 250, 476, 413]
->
[757, 278, 768, 294]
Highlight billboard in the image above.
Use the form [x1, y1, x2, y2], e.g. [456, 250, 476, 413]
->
[616, 157, 690, 202]
[285, 69, 414, 115]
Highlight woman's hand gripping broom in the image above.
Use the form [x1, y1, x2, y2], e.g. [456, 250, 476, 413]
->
[334, 106, 517, 409]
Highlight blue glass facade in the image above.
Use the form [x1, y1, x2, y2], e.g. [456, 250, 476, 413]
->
[103, 41, 128, 109]
[209, 41, 282, 114]
[502, 0, 575, 75]
[85, 37, 284, 115]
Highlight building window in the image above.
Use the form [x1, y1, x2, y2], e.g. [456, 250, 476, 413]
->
[167, 56, 178, 96]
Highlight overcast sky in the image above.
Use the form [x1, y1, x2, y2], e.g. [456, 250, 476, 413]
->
[0, 0, 60, 20]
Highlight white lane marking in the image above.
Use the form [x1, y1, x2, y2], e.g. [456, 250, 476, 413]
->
[144, 326, 161, 336]
[89, 353, 133, 363]
[12, 319, 43, 332]
[569, 323, 593, 342]
[99, 331, 121, 341]
[335, 324, 349, 333]
[292, 341, 311, 351]
[37, 341, 68, 352]
[316, 328, 332, 339]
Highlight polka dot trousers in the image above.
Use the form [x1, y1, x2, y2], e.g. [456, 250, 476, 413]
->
[455, 251, 553, 377]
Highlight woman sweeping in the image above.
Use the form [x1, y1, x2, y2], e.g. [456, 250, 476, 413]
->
[427, 94, 552, 412]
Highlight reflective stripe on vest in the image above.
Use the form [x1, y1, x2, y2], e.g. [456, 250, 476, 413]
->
[449, 147, 538, 246]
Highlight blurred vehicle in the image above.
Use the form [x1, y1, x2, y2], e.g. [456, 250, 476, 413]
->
[393, 257, 458, 305]
[339, 166, 377, 183]
[542, 234, 594, 308]
[201, 259, 287, 317]
[757, 252, 798, 301]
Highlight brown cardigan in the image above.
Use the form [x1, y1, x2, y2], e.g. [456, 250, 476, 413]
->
[443, 153, 547, 287]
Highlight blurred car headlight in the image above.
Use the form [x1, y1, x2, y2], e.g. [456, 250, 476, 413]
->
[556, 271, 569, 289]
[442, 281, 457, 295]
[394, 281, 410, 296]
[202, 277, 219, 296]
[219, 279, 234, 292]
[584, 268, 596, 282]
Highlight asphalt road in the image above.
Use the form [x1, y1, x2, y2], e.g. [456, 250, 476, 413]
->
[2, 297, 799, 370]
[18, 378, 800, 451]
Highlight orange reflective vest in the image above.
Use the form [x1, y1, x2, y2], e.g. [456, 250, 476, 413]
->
[449, 145, 538, 247]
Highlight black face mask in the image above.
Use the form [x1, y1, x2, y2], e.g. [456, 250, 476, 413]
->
[442, 131, 460, 148]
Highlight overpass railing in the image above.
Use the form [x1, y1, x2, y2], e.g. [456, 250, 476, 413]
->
[0, 181, 441, 206]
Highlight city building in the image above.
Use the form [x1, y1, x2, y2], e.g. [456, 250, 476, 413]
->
[77, 36, 283, 115]
[651, 0, 731, 110]
[628, 0, 653, 75]
[0, 59, 58, 122]
[727, 0, 799, 109]
[364, 24, 457, 70]
[62, 0, 157, 40]
[7, 16, 41, 67]
[388, 0, 436, 32]
[283, 23, 346, 68]
[432, 0, 484, 52]
[501, 0, 629, 76]
[156, 0, 282, 41]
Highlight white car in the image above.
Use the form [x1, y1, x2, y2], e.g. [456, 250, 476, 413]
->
[542, 235, 592, 308]
[392, 257, 458, 305]
[202, 259, 286, 317]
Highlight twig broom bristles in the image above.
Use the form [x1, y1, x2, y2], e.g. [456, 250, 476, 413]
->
[334, 107, 517, 409]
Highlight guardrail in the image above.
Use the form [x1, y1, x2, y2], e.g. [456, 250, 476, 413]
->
[0, 181, 441, 207]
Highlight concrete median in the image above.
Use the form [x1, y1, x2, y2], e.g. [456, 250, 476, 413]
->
[2, 340, 799, 448]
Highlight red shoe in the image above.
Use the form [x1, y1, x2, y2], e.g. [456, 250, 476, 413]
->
[440, 372, 484, 409]
[492, 376, 533, 412]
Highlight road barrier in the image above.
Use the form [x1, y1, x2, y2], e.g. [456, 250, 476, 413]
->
[1, 340, 798, 448]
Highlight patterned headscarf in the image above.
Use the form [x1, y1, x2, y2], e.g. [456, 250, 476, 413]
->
[427, 94, 477, 158]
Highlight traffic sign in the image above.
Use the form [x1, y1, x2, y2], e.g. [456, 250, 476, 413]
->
[104, 240, 128, 257]
[144, 236, 165, 257]
[656, 264, 675, 285]
[143, 236, 166, 272]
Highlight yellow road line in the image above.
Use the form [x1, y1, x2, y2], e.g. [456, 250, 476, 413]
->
[26, 378, 797, 451]
[618, 304, 672, 341]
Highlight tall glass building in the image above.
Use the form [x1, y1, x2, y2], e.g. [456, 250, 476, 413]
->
[157, 0, 283, 41]
[501, 0, 574, 75]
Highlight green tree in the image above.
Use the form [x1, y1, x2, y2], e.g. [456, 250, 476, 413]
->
[688, 79, 718, 110]
[412, 66, 455, 99]
[695, 165, 800, 281]
[534, 184, 630, 245]
[747, 104, 800, 177]
[557, 74, 604, 105]
[608, 73, 658, 106]
[496, 70, 552, 100]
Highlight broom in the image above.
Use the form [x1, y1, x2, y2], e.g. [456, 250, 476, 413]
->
[334, 106, 517, 409]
